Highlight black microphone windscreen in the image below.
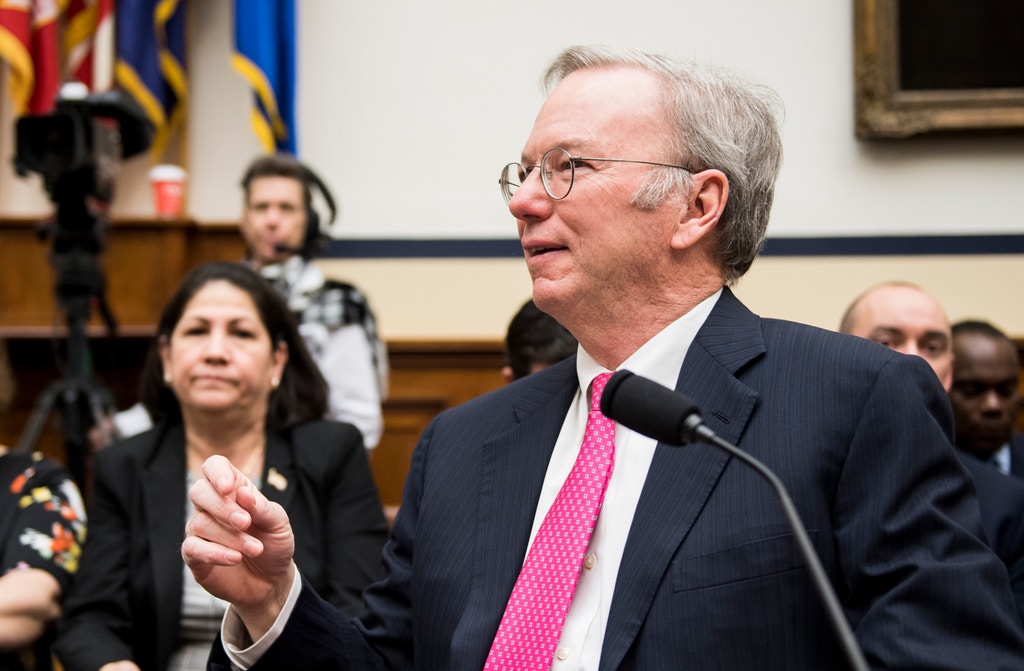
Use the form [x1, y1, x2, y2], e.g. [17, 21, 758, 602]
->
[600, 370, 701, 446]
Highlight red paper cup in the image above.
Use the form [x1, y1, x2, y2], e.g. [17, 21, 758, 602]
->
[149, 165, 187, 218]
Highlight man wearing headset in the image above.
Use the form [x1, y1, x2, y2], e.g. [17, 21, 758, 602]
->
[238, 154, 387, 450]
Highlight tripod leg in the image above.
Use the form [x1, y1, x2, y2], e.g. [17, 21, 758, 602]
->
[14, 383, 63, 456]
[85, 381, 118, 449]
[58, 384, 92, 493]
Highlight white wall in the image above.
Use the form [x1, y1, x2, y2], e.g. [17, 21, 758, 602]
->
[5, 1, 1024, 233]
[2, 0, 1022, 338]
[302, 0, 1024, 240]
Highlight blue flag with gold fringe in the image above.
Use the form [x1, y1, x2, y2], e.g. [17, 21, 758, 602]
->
[233, 0, 296, 153]
[115, 0, 187, 158]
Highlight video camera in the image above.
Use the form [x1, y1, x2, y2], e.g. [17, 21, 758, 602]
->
[13, 85, 153, 329]
[14, 85, 153, 247]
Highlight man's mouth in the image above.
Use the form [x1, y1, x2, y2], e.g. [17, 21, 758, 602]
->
[525, 245, 566, 257]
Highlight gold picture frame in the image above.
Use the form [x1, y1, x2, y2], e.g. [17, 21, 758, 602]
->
[854, 0, 1024, 139]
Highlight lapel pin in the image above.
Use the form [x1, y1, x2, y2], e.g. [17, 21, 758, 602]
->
[267, 467, 288, 491]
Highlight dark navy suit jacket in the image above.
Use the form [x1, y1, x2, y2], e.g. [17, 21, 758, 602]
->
[1007, 434, 1024, 479]
[212, 288, 1024, 670]
[960, 451, 1024, 625]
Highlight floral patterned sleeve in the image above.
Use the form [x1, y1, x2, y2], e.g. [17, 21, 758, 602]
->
[1, 451, 87, 592]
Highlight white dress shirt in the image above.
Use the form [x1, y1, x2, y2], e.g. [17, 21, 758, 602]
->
[547, 289, 719, 670]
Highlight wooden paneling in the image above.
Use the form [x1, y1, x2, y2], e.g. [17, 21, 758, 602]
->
[0, 218, 244, 337]
[371, 342, 506, 508]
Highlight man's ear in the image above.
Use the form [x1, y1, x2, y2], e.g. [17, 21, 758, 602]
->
[671, 169, 728, 250]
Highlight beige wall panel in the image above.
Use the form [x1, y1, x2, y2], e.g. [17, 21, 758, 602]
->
[321, 255, 1024, 341]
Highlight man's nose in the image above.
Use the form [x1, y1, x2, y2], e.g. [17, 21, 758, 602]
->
[900, 343, 921, 357]
[508, 170, 554, 220]
[981, 389, 1004, 413]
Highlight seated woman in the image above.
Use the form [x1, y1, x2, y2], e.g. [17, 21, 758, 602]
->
[0, 447, 87, 671]
[54, 262, 389, 671]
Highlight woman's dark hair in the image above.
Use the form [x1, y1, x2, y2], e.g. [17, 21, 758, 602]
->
[139, 261, 328, 430]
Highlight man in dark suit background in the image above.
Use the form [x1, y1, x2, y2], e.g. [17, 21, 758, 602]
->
[950, 320, 1024, 476]
[182, 45, 1024, 669]
[842, 281, 1024, 624]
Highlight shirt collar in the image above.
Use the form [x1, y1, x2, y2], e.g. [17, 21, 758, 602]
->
[992, 443, 1012, 474]
[576, 288, 723, 397]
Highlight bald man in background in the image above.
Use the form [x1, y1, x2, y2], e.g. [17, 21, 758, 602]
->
[841, 281, 1024, 623]
[840, 281, 954, 389]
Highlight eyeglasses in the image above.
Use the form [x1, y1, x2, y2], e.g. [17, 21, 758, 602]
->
[498, 147, 693, 205]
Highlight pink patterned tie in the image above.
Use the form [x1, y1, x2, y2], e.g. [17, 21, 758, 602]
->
[484, 371, 616, 670]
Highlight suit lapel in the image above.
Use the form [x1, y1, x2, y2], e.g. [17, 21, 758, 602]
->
[1009, 435, 1024, 478]
[261, 431, 297, 510]
[601, 288, 764, 670]
[468, 361, 580, 641]
[142, 423, 187, 667]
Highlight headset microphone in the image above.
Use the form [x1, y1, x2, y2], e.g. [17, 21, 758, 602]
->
[299, 163, 337, 257]
[273, 242, 305, 255]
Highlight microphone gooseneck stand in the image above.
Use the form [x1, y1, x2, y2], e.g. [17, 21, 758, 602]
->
[601, 370, 869, 671]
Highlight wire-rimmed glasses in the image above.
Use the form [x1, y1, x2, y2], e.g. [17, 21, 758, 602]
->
[498, 147, 693, 205]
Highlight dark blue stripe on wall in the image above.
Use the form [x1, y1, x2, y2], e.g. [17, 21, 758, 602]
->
[324, 239, 524, 258]
[324, 235, 1024, 259]
[762, 235, 1024, 256]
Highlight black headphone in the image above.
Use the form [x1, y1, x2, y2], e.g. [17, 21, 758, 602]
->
[241, 154, 338, 259]
[298, 163, 337, 258]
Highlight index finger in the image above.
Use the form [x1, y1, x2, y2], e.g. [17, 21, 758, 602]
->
[190, 455, 261, 530]
[201, 454, 247, 495]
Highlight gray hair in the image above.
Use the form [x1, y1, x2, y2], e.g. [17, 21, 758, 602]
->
[543, 45, 784, 284]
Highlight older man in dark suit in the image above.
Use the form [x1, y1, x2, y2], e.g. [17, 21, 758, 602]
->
[182, 45, 1024, 670]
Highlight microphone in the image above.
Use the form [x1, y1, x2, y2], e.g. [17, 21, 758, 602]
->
[272, 242, 304, 255]
[600, 370, 869, 671]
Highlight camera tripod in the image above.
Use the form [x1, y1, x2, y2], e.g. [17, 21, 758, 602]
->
[10, 86, 152, 494]
[15, 249, 118, 493]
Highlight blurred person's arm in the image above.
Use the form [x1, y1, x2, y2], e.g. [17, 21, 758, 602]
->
[0, 568, 61, 651]
[0, 450, 87, 652]
[98, 662, 141, 670]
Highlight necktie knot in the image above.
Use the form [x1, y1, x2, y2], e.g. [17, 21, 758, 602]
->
[589, 371, 613, 413]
